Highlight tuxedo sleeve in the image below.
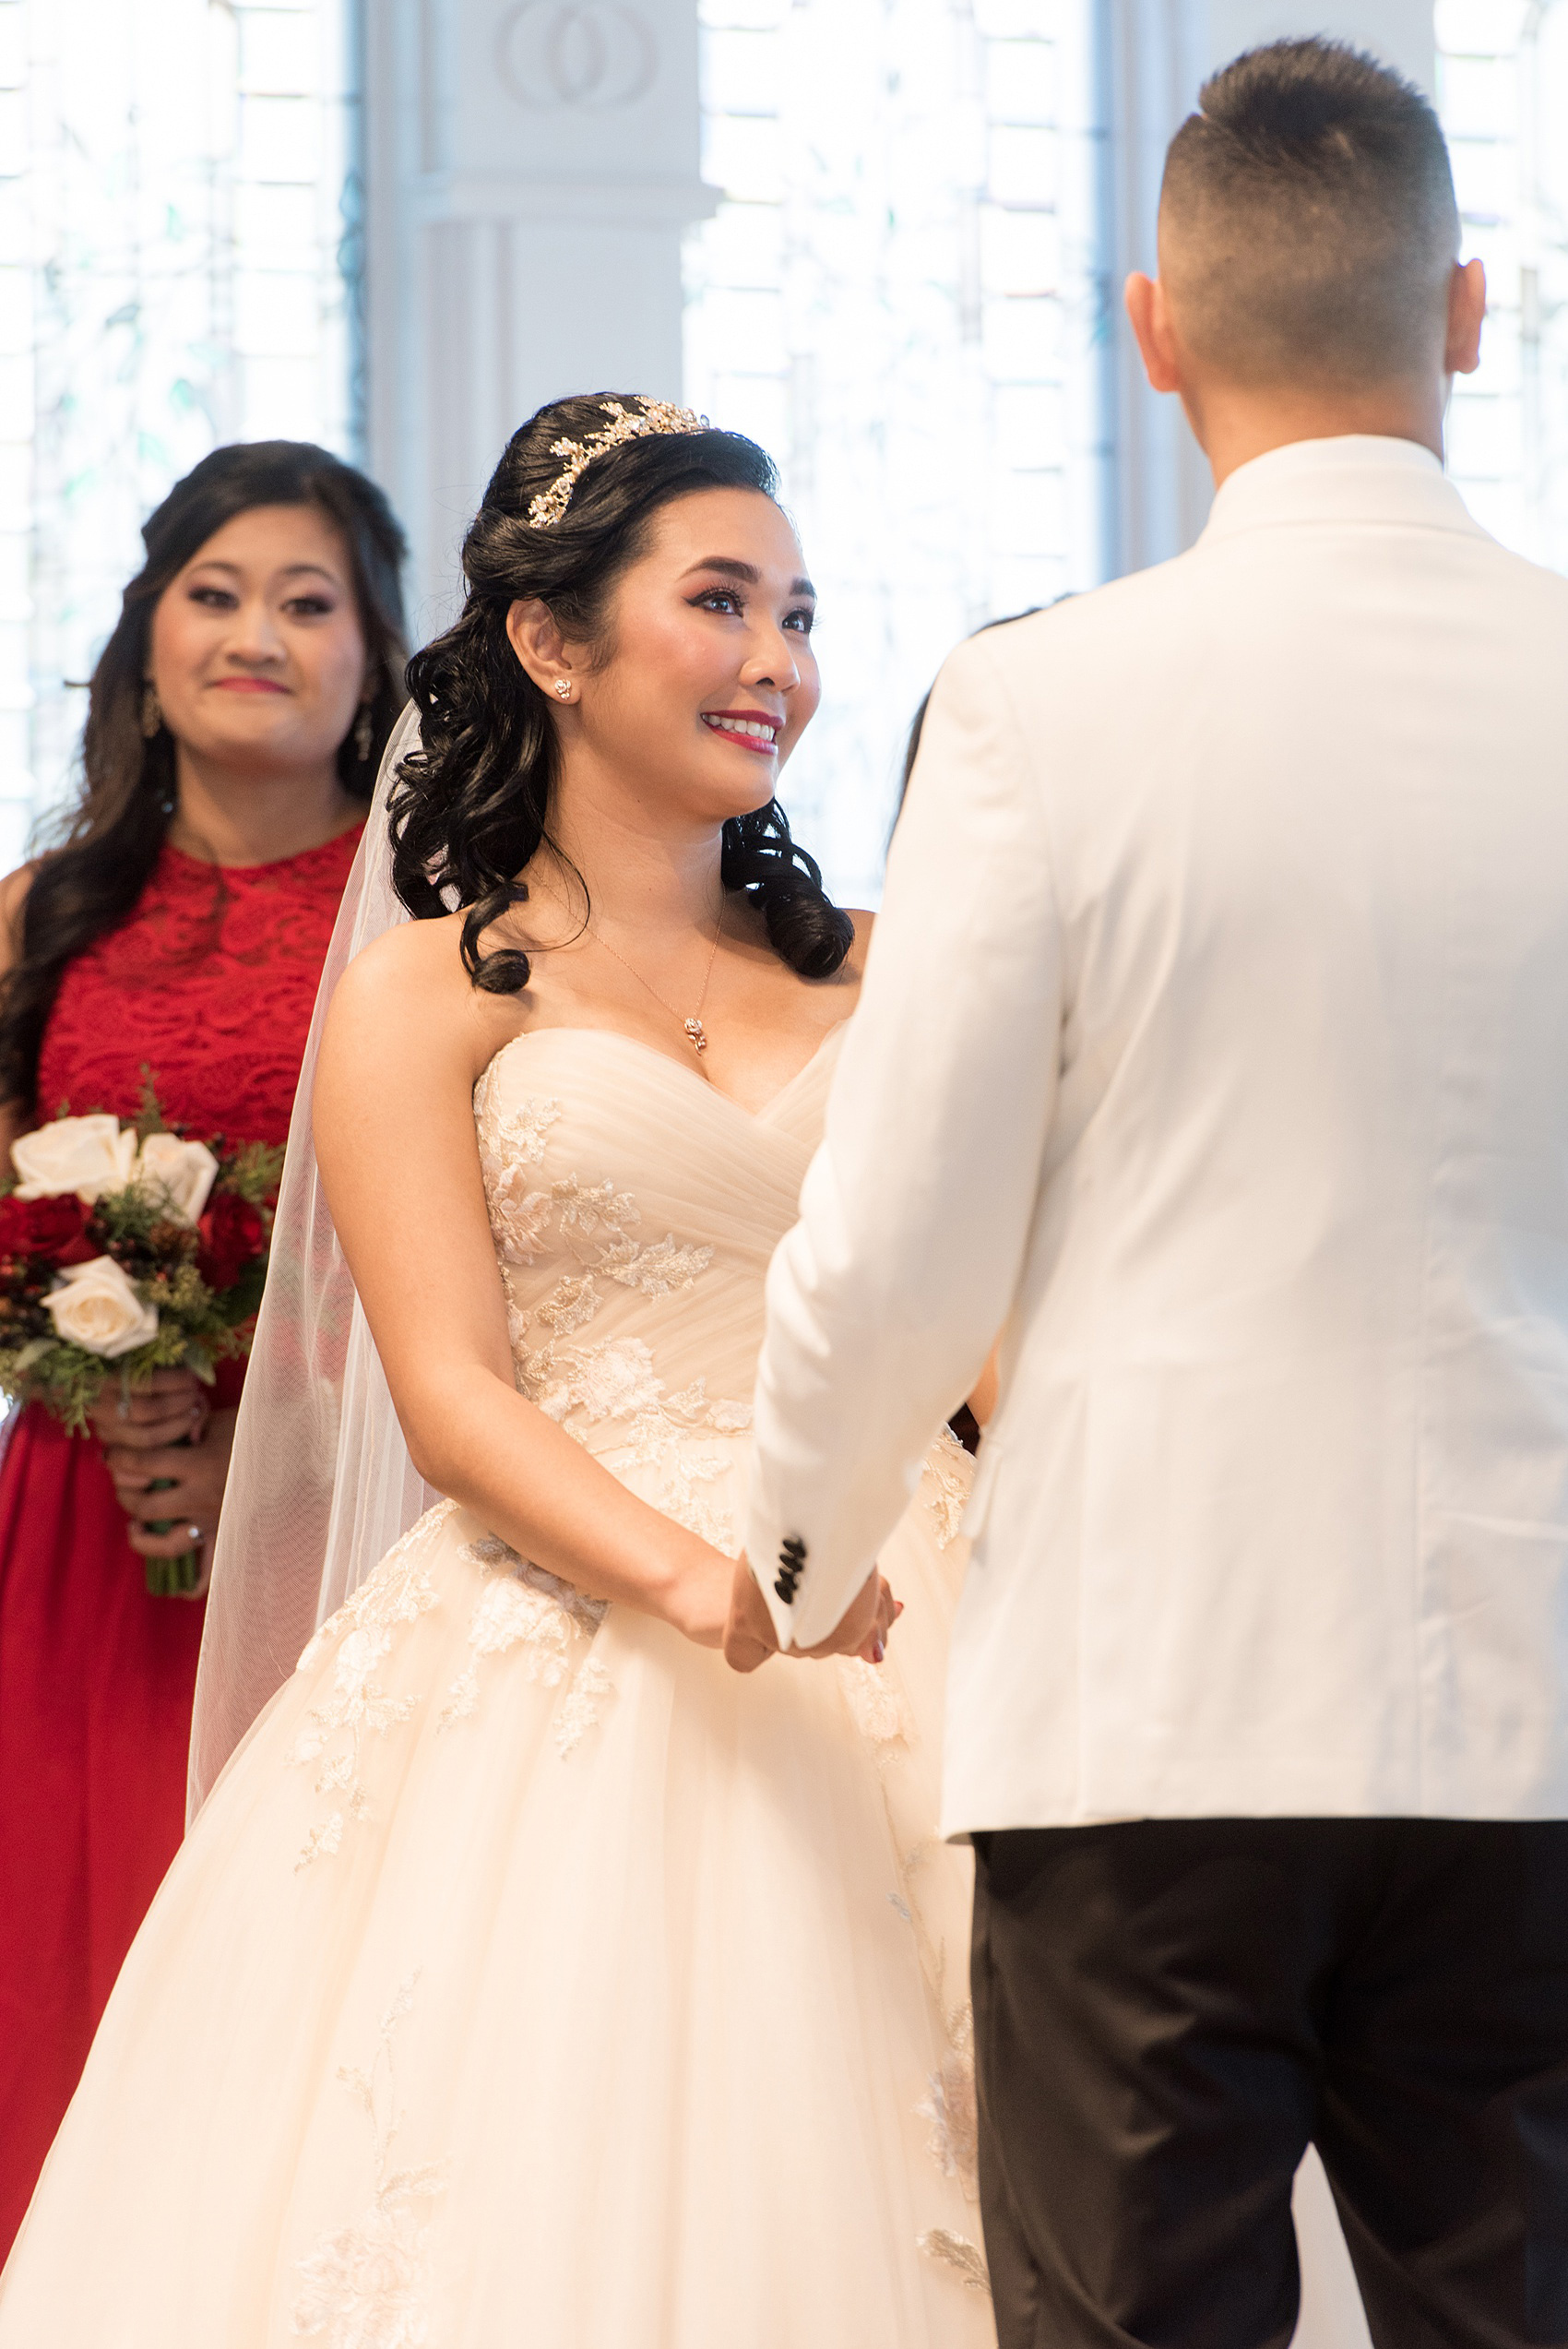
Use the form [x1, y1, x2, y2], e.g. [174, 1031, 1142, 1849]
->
[745, 630, 1063, 1650]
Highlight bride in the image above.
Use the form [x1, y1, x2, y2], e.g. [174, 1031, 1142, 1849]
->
[0, 397, 995, 2346]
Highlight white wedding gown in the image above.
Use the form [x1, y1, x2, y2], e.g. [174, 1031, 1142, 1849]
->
[0, 1026, 994, 2347]
[0, 1020, 1369, 2348]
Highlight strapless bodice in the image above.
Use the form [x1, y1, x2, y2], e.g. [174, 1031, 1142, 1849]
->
[472, 1023, 846, 1548]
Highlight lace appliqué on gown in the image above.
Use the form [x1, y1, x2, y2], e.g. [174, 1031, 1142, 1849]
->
[473, 1079, 751, 1548]
[916, 2230, 992, 2295]
[291, 1972, 447, 2347]
[440, 1534, 613, 1758]
[922, 1426, 972, 1551]
[622, 1376, 752, 1549]
[288, 1505, 456, 1869]
[837, 1520, 990, 2301]
[841, 1658, 979, 2197]
[837, 1657, 914, 1755]
[917, 2018, 980, 2193]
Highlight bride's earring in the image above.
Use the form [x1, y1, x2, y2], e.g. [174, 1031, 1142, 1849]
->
[141, 683, 162, 739]
[552, 679, 574, 703]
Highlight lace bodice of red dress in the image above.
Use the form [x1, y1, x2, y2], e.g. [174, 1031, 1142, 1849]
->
[35, 828, 362, 1147]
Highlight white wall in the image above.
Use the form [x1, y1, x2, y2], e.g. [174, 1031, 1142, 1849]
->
[364, 0, 714, 633]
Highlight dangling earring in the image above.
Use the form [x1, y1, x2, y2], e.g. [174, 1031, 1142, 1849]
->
[141, 683, 162, 739]
[354, 701, 374, 761]
[552, 679, 574, 703]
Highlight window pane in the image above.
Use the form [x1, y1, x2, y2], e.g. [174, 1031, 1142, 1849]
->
[0, 0, 359, 835]
[685, 0, 1107, 905]
[1438, 3, 1568, 576]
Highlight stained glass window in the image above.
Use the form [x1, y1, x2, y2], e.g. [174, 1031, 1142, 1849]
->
[685, 0, 1108, 903]
[1437, 0, 1568, 570]
[0, 0, 360, 872]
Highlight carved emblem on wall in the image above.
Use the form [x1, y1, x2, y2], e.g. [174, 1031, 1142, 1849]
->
[496, 2, 658, 112]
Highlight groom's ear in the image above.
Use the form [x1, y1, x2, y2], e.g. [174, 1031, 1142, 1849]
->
[1125, 272, 1184, 397]
[1444, 256, 1486, 379]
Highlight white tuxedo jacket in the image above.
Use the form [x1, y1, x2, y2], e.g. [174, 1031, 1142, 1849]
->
[746, 435, 1568, 1836]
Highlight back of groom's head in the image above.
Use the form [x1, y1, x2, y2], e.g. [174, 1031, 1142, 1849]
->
[1160, 39, 1459, 390]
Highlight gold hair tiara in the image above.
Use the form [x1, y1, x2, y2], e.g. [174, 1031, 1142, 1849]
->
[526, 397, 707, 530]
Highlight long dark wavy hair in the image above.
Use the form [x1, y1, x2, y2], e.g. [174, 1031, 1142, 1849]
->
[392, 393, 853, 995]
[0, 440, 409, 1115]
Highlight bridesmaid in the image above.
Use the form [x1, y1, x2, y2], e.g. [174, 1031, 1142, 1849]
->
[0, 441, 407, 2252]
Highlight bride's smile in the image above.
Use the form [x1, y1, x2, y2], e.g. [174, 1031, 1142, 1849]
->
[699, 709, 780, 754]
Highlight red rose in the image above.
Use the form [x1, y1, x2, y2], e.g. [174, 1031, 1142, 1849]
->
[196, 1192, 266, 1292]
[0, 1193, 96, 1266]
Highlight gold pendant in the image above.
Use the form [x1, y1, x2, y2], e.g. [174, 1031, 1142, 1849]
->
[683, 1017, 707, 1055]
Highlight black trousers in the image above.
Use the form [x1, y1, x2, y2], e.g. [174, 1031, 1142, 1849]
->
[970, 1818, 1568, 2349]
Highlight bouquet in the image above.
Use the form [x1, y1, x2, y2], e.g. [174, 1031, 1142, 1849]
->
[0, 1088, 283, 1595]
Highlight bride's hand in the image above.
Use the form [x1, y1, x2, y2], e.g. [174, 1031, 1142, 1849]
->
[723, 1556, 780, 1673]
[660, 1536, 752, 1651]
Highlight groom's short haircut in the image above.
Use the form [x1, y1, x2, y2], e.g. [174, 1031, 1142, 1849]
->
[1160, 39, 1460, 388]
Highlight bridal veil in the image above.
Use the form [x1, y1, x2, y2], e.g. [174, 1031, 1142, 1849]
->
[187, 704, 434, 1815]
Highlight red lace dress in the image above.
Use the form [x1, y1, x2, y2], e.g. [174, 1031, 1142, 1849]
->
[0, 829, 360, 2254]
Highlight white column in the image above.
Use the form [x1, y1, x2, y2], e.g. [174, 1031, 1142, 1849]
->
[1103, 0, 1438, 578]
[363, 0, 714, 630]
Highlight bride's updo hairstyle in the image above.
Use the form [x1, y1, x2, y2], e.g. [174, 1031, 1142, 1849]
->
[392, 393, 853, 995]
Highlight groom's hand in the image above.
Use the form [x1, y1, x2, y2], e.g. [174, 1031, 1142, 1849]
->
[722, 1557, 904, 1675]
[798, 1569, 901, 1664]
[723, 1556, 781, 1674]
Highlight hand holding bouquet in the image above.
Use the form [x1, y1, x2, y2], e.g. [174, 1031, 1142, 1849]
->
[0, 1091, 282, 1593]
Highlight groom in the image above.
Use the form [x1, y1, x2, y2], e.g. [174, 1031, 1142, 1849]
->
[726, 37, 1568, 2349]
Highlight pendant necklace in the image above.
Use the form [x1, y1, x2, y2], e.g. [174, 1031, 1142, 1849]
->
[589, 899, 725, 1055]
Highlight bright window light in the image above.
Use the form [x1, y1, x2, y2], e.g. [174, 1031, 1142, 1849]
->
[685, 0, 1109, 905]
[0, 0, 360, 871]
[1438, 0, 1568, 570]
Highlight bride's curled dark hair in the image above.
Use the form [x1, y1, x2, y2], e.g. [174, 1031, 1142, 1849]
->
[393, 394, 853, 992]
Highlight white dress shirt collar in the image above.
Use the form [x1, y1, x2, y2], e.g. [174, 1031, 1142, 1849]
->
[1201, 433, 1487, 546]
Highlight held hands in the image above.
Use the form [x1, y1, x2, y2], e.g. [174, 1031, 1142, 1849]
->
[657, 1531, 902, 1672]
[721, 1555, 900, 1675]
[90, 1368, 237, 1597]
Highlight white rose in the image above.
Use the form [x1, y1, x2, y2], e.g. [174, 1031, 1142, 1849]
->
[44, 1255, 159, 1358]
[12, 1115, 138, 1202]
[136, 1133, 219, 1225]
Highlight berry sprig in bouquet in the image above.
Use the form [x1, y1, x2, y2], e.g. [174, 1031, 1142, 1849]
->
[0, 1086, 283, 1594]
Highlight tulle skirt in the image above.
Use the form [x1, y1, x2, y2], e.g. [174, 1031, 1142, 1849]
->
[0, 1442, 993, 2347]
